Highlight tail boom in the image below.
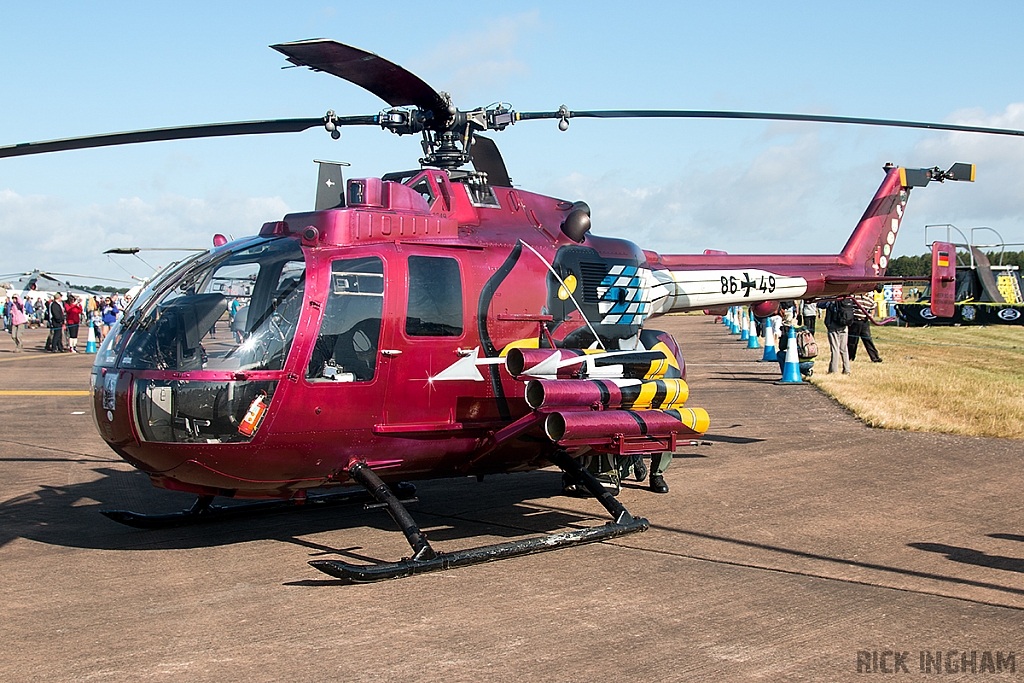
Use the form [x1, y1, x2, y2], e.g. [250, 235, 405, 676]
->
[640, 164, 966, 315]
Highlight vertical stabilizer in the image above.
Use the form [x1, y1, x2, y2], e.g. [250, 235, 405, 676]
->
[839, 163, 976, 277]
[838, 165, 908, 277]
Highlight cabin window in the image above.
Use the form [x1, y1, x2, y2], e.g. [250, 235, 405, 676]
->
[406, 256, 463, 337]
[306, 256, 384, 382]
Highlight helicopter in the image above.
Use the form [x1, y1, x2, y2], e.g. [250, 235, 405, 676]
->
[2, 39, 1020, 582]
[0, 270, 132, 299]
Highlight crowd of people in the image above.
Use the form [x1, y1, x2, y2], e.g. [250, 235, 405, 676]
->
[765, 289, 884, 378]
[2, 291, 128, 354]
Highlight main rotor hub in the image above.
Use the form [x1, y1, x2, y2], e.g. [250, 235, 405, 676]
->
[420, 131, 469, 170]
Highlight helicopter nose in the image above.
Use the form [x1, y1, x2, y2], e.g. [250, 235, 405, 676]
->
[91, 367, 138, 450]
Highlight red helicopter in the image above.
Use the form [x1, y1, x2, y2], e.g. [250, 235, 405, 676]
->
[2, 40, 1018, 582]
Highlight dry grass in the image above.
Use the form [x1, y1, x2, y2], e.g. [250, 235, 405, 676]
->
[809, 324, 1024, 439]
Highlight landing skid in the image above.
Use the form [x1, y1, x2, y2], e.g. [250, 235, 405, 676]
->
[310, 452, 649, 582]
[99, 482, 417, 530]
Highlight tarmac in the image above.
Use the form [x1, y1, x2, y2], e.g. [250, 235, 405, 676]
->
[1, 318, 1022, 682]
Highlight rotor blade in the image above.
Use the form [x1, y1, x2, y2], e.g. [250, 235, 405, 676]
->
[272, 40, 450, 123]
[38, 271, 133, 284]
[516, 109, 1024, 137]
[104, 247, 206, 254]
[469, 135, 512, 187]
[35, 273, 106, 295]
[0, 117, 331, 159]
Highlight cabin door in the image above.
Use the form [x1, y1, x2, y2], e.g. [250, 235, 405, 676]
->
[379, 252, 470, 433]
[294, 252, 390, 436]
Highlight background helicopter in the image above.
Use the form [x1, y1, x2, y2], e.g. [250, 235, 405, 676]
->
[3, 38, 1024, 582]
[0, 270, 132, 299]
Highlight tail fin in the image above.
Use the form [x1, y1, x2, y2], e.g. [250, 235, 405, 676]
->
[840, 163, 975, 277]
[839, 164, 908, 276]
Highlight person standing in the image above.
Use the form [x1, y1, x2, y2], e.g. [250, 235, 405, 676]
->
[90, 301, 104, 342]
[618, 452, 671, 493]
[848, 290, 882, 363]
[8, 295, 27, 351]
[648, 452, 672, 493]
[800, 300, 818, 335]
[43, 296, 52, 350]
[101, 297, 119, 339]
[824, 298, 853, 374]
[48, 294, 66, 353]
[64, 294, 84, 353]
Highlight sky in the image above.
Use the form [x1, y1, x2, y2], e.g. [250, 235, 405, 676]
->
[3, 1, 1024, 285]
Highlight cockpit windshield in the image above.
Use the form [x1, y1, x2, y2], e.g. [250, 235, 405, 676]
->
[117, 238, 306, 372]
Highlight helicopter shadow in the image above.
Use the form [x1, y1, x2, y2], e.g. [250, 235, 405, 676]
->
[708, 375, 785, 384]
[909, 541, 1024, 574]
[0, 465, 599, 555]
[700, 433, 765, 445]
[989, 533, 1024, 544]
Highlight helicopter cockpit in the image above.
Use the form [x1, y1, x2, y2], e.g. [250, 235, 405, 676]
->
[115, 237, 306, 373]
[94, 237, 306, 444]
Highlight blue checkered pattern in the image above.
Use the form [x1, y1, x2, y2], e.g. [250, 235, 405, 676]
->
[596, 265, 653, 325]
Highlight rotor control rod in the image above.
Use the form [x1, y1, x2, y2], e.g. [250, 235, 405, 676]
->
[347, 462, 436, 562]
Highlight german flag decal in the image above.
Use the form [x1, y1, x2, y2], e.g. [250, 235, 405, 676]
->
[937, 251, 950, 267]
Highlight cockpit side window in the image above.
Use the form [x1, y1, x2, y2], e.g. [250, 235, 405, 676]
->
[410, 177, 435, 207]
[406, 255, 463, 337]
[306, 256, 384, 382]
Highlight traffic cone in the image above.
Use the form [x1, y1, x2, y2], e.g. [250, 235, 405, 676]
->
[759, 321, 778, 361]
[728, 308, 739, 334]
[739, 308, 750, 341]
[775, 327, 804, 384]
[85, 323, 97, 353]
[746, 311, 761, 349]
[723, 308, 731, 327]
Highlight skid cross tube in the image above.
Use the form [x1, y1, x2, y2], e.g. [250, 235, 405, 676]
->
[309, 454, 649, 583]
[547, 449, 636, 525]
[346, 462, 437, 562]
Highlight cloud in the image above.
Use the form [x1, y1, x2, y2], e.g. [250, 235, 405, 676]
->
[545, 131, 866, 256]
[0, 190, 290, 280]
[908, 103, 1024, 241]
[417, 12, 543, 97]
[542, 103, 1024, 258]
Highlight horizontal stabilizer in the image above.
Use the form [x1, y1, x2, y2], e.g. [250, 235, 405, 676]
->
[824, 275, 929, 284]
